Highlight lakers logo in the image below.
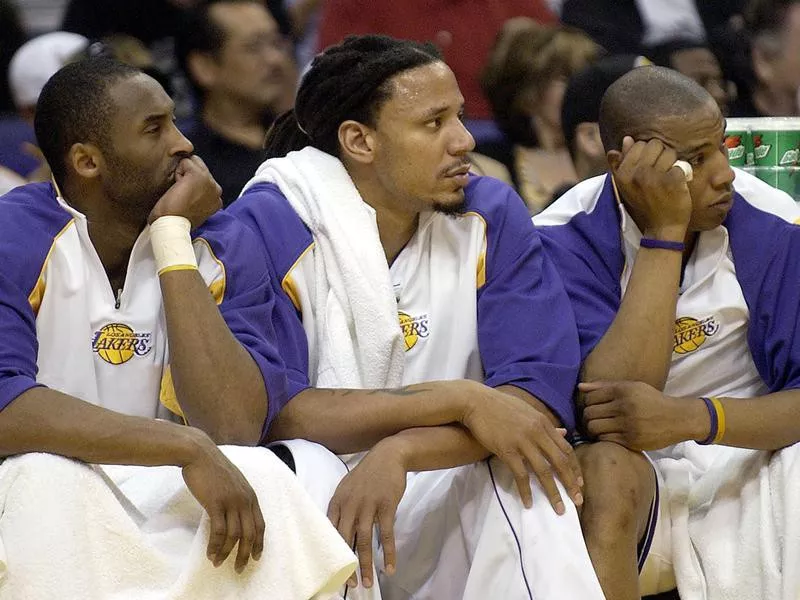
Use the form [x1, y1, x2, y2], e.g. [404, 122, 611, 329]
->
[673, 316, 719, 355]
[398, 312, 430, 351]
[92, 323, 153, 365]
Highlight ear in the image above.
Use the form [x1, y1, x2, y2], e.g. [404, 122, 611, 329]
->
[187, 51, 219, 89]
[575, 122, 604, 160]
[606, 148, 623, 173]
[68, 142, 103, 180]
[338, 120, 375, 165]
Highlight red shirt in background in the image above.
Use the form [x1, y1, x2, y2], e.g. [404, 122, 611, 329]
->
[317, 0, 557, 120]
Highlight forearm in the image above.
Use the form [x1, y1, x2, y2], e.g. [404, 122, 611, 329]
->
[266, 380, 478, 453]
[683, 390, 800, 451]
[383, 425, 489, 472]
[0, 387, 209, 465]
[583, 241, 684, 389]
[160, 270, 267, 444]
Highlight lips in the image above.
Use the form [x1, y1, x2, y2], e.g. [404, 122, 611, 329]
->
[444, 164, 471, 178]
[711, 193, 733, 207]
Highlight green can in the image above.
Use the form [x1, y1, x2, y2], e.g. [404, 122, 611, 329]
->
[749, 118, 800, 199]
[724, 118, 754, 167]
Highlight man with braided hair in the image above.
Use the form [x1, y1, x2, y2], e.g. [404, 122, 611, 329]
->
[229, 35, 604, 599]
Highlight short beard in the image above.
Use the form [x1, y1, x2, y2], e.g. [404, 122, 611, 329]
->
[432, 196, 467, 217]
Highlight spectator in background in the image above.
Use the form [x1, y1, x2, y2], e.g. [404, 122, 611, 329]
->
[5, 31, 88, 182]
[732, 0, 800, 116]
[558, 54, 646, 194]
[481, 19, 600, 213]
[315, 0, 558, 120]
[560, 0, 745, 56]
[177, 0, 297, 206]
[9, 32, 89, 123]
[0, 0, 26, 115]
[646, 39, 731, 115]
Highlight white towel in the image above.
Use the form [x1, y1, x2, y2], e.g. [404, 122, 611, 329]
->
[0, 447, 357, 600]
[241, 147, 405, 390]
[653, 441, 800, 599]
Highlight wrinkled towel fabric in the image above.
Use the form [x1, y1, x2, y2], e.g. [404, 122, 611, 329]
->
[654, 441, 800, 599]
[0, 446, 357, 600]
[241, 147, 405, 391]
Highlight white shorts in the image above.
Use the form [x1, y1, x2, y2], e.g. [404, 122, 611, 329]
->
[639, 458, 677, 596]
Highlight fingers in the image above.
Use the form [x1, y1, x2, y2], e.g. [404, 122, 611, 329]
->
[523, 449, 565, 514]
[503, 453, 533, 509]
[583, 401, 619, 422]
[550, 427, 584, 494]
[354, 514, 375, 588]
[377, 503, 397, 577]
[579, 385, 617, 406]
[252, 498, 265, 561]
[215, 510, 241, 567]
[585, 417, 622, 438]
[206, 506, 227, 565]
[328, 497, 359, 588]
[235, 506, 256, 573]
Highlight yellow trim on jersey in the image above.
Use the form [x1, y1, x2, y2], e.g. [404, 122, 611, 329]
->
[282, 242, 315, 312]
[464, 211, 488, 289]
[159, 365, 186, 421]
[193, 237, 226, 305]
[793, 217, 800, 225]
[28, 219, 76, 316]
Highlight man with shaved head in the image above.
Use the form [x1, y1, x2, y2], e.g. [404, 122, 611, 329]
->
[535, 66, 800, 598]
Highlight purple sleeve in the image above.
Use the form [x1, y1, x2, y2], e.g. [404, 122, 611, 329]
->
[195, 213, 291, 438]
[0, 271, 42, 411]
[475, 184, 582, 432]
[727, 202, 800, 392]
[227, 183, 313, 402]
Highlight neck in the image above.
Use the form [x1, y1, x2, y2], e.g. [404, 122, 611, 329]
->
[62, 180, 145, 286]
[202, 94, 269, 149]
[531, 116, 564, 151]
[349, 172, 419, 265]
[752, 84, 798, 116]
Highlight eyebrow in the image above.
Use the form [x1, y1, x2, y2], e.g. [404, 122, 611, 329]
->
[142, 102, 176, 123]
[418, 103, 464, 121]
[679, 121, 727, 156]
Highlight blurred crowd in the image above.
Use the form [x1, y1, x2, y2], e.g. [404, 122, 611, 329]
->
[1, 0, 798, 210]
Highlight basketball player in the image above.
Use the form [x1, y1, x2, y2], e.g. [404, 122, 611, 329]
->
[228, 35, 604, 599]
[534, 66, 800, 599]
[0, 57, 356, 597]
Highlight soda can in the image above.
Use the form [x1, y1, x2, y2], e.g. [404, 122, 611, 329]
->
[724, 118, 754, 167]
[749, 117, 800, 200]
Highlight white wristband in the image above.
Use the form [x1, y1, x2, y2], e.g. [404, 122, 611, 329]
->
[150, 216, 198, 275]
[672, 159, 693, 182]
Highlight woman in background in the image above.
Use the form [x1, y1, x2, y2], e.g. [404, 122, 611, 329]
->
[482, 19, 600, 213]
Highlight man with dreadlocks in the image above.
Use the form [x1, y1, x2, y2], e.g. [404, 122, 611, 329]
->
[228, 35, 604, 599]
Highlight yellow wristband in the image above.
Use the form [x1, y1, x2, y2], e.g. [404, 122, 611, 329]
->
[158, 263, 199, 276]
[710, 396, 726, 443]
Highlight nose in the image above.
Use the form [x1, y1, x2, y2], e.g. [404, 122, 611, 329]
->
[170, 123, 194, 156]
[712, 150, 736, 188]
[450, 119, 475, 155]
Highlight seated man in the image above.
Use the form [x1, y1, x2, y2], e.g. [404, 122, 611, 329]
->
[534, 66, 800, 599]
[229, 35, 604, 600]
[0, 57, 355, 599]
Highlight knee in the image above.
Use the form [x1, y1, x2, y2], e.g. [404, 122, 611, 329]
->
[577, 442, 654, 531]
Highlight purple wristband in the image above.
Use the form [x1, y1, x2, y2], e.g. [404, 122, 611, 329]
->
[697, 396, 718, 445]
[639, 237, 685, 252]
